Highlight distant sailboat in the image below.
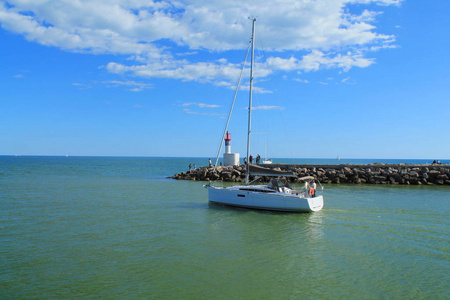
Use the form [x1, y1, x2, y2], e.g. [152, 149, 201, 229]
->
[262, 157, 273, 164]
[262, 137, 272, 164]
[205, 18, 324, 213]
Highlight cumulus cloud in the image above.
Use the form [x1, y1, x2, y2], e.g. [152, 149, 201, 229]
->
[266, 50, 374, 72]
[0, 0, 401, 85]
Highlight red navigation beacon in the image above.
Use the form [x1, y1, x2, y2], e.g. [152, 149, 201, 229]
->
[225, 132, 231, 147]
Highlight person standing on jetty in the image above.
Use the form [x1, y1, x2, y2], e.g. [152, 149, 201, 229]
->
[208, 158, 212, 167]
[249, 155, 253, 164]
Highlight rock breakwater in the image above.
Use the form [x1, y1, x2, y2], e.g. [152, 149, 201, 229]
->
[172, 163, 450, 185]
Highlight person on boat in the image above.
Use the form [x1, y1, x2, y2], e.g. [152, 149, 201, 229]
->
[268, 178, 280, 191]
[308, 186, 315, 198]
[311, 180, 317, 197]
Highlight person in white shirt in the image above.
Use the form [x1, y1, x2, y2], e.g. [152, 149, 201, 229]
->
[311, 180, 317, 197]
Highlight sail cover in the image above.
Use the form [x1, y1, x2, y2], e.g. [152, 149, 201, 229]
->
[249, 164, 296, 177]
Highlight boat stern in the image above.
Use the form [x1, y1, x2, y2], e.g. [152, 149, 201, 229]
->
[308, 195, 324, 212]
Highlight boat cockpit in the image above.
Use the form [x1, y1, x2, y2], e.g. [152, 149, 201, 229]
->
[267, 178, 292, 193]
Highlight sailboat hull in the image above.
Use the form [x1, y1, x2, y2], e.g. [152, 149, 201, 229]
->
[208, 186, 323, 212]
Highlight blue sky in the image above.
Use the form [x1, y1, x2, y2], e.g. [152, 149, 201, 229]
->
[0, 0, 449, 159]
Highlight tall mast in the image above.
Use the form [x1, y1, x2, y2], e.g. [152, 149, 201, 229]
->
[245, 18, 256, 185]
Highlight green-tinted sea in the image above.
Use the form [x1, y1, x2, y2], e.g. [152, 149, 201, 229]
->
[1, 157, 449, 299]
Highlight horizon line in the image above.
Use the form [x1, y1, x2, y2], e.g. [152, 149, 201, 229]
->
[1, 155, 448, 160]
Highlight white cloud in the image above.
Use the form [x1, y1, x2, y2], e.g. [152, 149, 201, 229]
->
[294, 78, 309, 84]
[237, 84, 273, 94]
[252, 105, 284, 111]
[347, 0, 403, 6]
[347, 9, 382, 23]
[72, 83, 88, 89]
[102, 80, 152, 91]
[180, 102, 226, 116]
[182, 102, 221, 108]
[0, 0, 401, 84]
[183, 108, 226, 116]
[267, 50, 374, 73]
[341, 77, 356, 84]
[106, 59, 247, 88]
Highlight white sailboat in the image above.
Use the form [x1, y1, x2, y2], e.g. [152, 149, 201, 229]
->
[261, 158, 273, 164]
[205, 18, 324, 213]
[261, 137, 272, 164]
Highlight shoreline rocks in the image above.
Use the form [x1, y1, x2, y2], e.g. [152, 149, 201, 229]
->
[172, 163, 450, 185]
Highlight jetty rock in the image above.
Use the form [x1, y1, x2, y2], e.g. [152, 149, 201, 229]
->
[172, 163, 450, 185]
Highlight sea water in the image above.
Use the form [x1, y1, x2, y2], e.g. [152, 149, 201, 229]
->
[1, 156, 449, 299]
